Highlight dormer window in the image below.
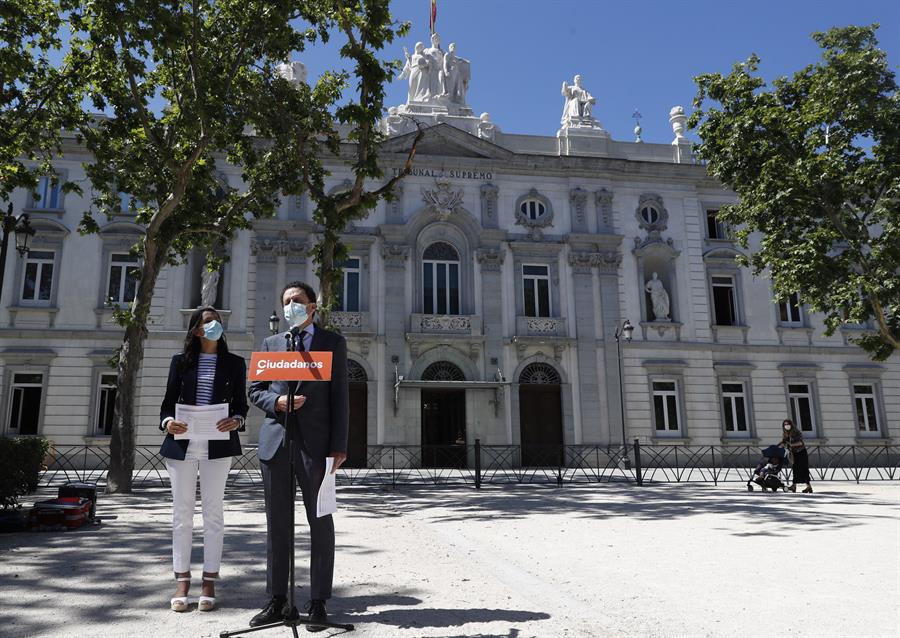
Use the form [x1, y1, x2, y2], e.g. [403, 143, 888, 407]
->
[520, 198, 547, 221]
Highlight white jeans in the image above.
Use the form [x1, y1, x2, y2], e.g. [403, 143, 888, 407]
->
[165, 457, 232, 573]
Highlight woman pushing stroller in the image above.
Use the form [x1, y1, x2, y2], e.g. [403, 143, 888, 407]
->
[782, 419, 813, 493]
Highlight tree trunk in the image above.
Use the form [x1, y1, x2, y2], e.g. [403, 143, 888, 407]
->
[106, 242, 167, 494]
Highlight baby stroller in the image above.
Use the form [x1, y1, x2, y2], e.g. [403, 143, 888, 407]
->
[747, 445, 790, 492]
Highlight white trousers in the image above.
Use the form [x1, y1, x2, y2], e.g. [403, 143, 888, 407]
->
[165, 456, 232, 574]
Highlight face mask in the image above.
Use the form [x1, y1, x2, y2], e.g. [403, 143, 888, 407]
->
[202, 320, 224, 341]
[284, 301, 308, 328]
[783, 424, 791, 431]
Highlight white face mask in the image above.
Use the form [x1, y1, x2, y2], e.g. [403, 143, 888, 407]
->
[283, 301, 308, 328]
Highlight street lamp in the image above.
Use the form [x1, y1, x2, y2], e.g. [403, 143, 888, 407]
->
[614, 319, 634, 468]
[268, 309, 280, 335]
[0, 203, 36, 301]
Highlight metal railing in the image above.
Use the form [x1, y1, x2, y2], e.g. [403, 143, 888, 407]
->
[37, 440, 900, 489]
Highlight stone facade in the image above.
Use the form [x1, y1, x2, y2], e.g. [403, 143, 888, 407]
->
[1, 35, 896, 458]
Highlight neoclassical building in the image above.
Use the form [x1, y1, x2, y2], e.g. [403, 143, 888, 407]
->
[1, 34, 896, 466]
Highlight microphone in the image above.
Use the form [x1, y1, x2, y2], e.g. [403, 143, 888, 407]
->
[290, 326, 304, 352]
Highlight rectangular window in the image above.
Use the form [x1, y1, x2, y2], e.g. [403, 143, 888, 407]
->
[787, 383, 816, 434]
[32, 176, 62, 210]
[853, 384, 880, 435]
[423, 259, 460, 316]
[8, 373, 43, 435]
[96, 373, 118, 435]
[779, 292, 802, 325]
[721, 382, 749, 435]
[706, 209, 729, 239]
[652, 380, 680, 433]
[21, 250, 55, 303]
[711, 275, 737, 326]
[107, 253, 140, 304]
[523, 264, 551, 317]
[335, 258, 360, 312]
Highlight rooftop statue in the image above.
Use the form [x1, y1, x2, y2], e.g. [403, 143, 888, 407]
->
[561, 75, 598, 127]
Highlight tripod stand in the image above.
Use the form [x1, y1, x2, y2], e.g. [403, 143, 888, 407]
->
[221, 329, 354, 637]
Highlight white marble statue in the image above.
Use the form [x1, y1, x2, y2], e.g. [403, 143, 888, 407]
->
[201, 269, 220, 308]
[440, 43, 470, 104]
[670, 106, 688, 141]
[477, 112, 497, 141]
[400, 42, 431, 103]
[275, 60, 307, 86]
[383, 106, 416, 136]
[422, 33, 445, 100]
[644, 272, 671, 321]
[561, 75, 597, 125]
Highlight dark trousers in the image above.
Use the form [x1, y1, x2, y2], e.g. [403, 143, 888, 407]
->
[261, 444, 334, 600]
[792, 447, 811, 484]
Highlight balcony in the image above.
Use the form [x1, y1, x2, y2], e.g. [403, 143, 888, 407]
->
[515, 315, 568, 338]
[330, 311, 372, 333]
[409, 313, 482, 336]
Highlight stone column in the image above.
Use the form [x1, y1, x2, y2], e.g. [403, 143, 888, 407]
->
[568, 252, 601, 443]
[596, 251, 624, 447]
[477, 247, 506, 438]
[381, 243, 409, 442]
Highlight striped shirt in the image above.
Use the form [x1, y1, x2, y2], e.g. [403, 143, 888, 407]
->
[186, 353, 217, 460]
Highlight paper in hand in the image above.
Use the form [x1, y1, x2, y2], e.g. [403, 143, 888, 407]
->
[316, 457, 337, 518]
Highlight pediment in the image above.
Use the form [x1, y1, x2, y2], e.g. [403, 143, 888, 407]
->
[380, 123, 512, 161]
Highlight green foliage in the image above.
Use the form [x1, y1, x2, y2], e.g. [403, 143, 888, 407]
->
[690, 25, 900, 360]
[0, 436, 50, 509]
[0, 0, 84, 201]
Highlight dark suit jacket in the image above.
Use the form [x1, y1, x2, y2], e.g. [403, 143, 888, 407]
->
[159, 351, 249, 460]
[248, 325, 349, 462]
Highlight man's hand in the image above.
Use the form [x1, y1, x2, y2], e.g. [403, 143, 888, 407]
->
[166, 420, 188, 435]
[216, 417, 242, 432]
[330, 452, 347, 473]
[275, 395, 306, 412]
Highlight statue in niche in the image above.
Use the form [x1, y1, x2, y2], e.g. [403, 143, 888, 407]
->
[422, 33, 445, 99]
[401, 42, 431, 103]
[201, 269, 220, 308]
[440, 43, 470, 104]
[644, 272, 670, 321]
[561, 75, 597, 125]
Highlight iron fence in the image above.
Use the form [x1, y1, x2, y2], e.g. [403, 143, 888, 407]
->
[36, 440, 900, 489]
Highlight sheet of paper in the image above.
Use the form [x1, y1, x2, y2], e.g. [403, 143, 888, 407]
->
[173, 403, 230, 441]
[316, 457, 337, 518]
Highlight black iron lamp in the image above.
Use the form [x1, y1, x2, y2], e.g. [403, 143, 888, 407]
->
[268, 309, 280, 335]
[14, 214, 35, 255]
[614, 319, 634, 469]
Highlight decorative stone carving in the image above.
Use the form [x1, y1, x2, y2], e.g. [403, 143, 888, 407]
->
[420, 315, 471, 332]
[561, 75, 601, 129]
[251, 237, 277, 263]
[422, 181, 464, 218]
[476, 248, 504, 272]
[477, 112, 497, 142]
[275, 60, 307, 86]
[383, 106, 417, 137]
[570, 187, 588, 227]
[387, 181, 404, 223]
[669, 106, 688, 141]
[331, 311, 362, 329]
[200, 269, 220, 307]
[568, 252, 594, 275]
[468, 342, 480, 361]
[568, 250, 622, 275]
[644, 272, 671, 322]
[422, 33, 446, 101]
[400, 41, 430, 103]
[596, 250, 622, 274]
[515, 189, 554, 240]
[635, 193, 669, 234]
[553, 344, 565, 362]
[440, 43, 470, 104]
[381, 244, 409, 269]
[480, 183, 498, 227]
[595, 188, 613, 231]
[526, 317, 562, 334]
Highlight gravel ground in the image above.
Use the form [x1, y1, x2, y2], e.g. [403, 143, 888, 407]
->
[1, 481, 898, 638]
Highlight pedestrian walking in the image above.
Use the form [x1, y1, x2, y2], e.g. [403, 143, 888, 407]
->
[782, 419, 813, 493]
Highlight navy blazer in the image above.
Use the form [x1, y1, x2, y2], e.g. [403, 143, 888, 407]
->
[159, 351, 249, 460]
[248, 325, 349, 462]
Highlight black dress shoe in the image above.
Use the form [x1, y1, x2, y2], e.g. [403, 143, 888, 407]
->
[249, 597, 287, 627]
[304, 599, 328, 633]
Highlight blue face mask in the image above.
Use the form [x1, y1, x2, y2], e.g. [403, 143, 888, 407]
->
[284, 301, 308, 328]
[202, 320, 224, 341]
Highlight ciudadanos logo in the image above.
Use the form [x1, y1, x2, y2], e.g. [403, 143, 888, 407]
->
[255, 358, 325, 377]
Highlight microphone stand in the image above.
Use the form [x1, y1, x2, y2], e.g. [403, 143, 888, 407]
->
[220, 328, 354, 637]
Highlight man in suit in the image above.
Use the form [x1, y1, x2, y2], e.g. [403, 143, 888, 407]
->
[248, 281, 348, 631]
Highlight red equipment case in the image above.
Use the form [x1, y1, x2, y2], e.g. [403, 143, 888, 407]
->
[28, 497, 92, 531]
[57, 482, 98, 519]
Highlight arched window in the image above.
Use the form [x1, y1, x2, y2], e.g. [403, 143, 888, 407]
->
[519, 363, 562, 385]
[423, 241, 460, 315]
[422, 361, 466, 381]
[347, 360, 368, 382]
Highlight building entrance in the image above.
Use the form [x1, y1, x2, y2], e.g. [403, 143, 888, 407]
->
[345, 360, 368, 468]
[518, 363, 564, 466]
[421, 389, 467, 468]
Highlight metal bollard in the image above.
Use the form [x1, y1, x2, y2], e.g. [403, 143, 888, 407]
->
[633, 439, 643, 486]
[474, 439, 482, 490]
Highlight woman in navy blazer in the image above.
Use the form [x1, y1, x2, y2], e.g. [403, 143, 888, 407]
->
[159, 306, 248, 612]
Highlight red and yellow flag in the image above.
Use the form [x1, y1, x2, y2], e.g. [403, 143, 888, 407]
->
[429, 0, 437, 33]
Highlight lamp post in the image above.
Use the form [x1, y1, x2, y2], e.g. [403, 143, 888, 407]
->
[614, 319, 634, 468]
[0, 203, 36, 301]
[268, 309, 280, 335]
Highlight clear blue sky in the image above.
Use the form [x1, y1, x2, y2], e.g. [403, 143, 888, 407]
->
[297, 0, 899, 143]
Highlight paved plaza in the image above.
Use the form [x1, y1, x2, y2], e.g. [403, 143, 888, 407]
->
[1, 481, 898, 638]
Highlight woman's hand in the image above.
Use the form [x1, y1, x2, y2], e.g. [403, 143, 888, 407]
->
[166, 420, 188, 435]
[216, 417, 242, 432]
